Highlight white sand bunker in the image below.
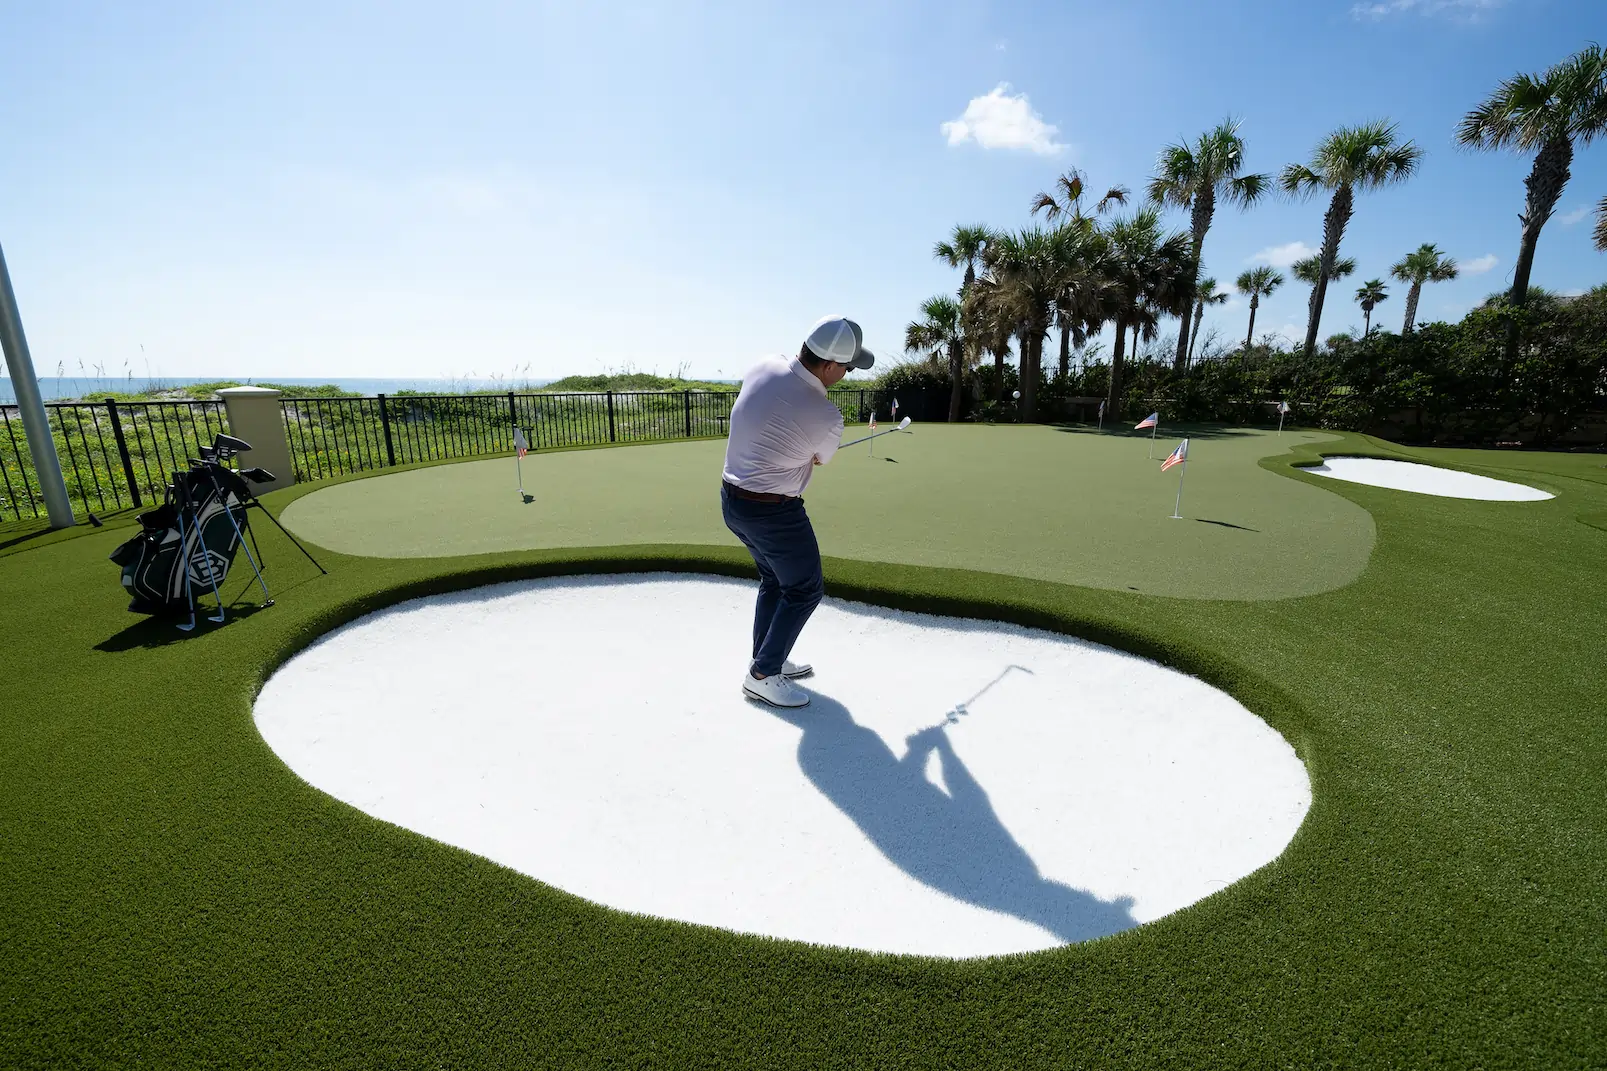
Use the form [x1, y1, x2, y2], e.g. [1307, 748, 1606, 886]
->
[1307, 457, 1552, 501]
[255, 575, 1310, 958]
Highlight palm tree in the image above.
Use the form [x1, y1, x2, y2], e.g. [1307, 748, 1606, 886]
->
[933, 225, 996, 295]
[1149, 118, 1270, 369]
[1355, 279, 1389, 336]
[1458, 45, 1607, 361]
[1234, 266, 1284, 351]
[985, 226, 1092, 421]
[1187, 276, 1229, 362]
[1101, 208, 1194, 418]
[1031, 172, 1126, 377]
[1280, 121, 1422, 357]
[1292, 254, 1356, 317]
[963, 274, 1023, 408]
[1595, 194, 1607, 251]
[1030, 169, 1129, 223]
[1390, 244, 1459, 333]
[905, 296, 968, 423]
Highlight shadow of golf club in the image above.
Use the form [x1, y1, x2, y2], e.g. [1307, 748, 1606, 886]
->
[758, 686, 1137, 946]
[1196, 519, 1258, 532]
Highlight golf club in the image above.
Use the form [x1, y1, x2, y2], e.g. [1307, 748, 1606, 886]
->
[841, 415, 911, 448]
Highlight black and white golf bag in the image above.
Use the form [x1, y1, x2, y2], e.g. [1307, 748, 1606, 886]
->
[110, 464, 251, 614]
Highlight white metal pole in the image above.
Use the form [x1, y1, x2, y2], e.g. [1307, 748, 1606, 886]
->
[1278, 409, 1286, 435]
[1149, 423, 1156, 459]
[0, 241, 74, 528]
[1171, 458, 1188, 519]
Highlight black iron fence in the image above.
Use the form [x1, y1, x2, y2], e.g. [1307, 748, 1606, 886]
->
[0, 386, 916, 524]
[2, 399, 228, 523]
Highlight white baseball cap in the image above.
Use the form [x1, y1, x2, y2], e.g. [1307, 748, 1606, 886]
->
[803, 315, 876, 369]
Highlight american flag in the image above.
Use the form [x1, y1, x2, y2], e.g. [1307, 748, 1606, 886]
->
[1135, 411, 1158, 430]
[891, 397, 899, 418]
[1161, 438, 1188, 471]
[869, 411, 877, 433]
[1278, 400, 1292, 414]
[1098, 399, 1106, 417]
[513, 427, 529, 459]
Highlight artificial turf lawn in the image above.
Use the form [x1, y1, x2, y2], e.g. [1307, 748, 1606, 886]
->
[2, 428, 1604, 1069]
[279, 425, 1377, 600]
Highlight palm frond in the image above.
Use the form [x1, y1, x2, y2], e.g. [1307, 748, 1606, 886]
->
[1225, 172, 1270, 208]
[1594, 194, 1607, 252]
[1279, 163, 1324, 198]
[1096, 186, 1130, 213]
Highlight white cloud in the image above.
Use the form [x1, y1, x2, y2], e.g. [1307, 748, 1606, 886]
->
[1558, 205, 1591, 226]
[1248, 241, 1317, 268]
[1462, 253, 1498, 275]
[941, 84, 1065, 156]
[1562, 288, 1586, 298]
[1351, 0, 1503, 20]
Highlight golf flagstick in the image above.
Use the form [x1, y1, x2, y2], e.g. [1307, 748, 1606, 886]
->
[1164, 438, 1189, 519]
[512, 426, 529, 495]
[868, 411, 876, 457]
[1150, 422, 1157, 459]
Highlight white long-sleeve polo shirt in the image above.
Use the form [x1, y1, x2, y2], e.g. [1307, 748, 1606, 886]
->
[720, 355, 845, 497]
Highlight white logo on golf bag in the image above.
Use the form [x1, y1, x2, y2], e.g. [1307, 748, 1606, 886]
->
[187, 547, 232, 584]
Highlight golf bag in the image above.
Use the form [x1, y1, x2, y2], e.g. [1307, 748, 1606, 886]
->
[110, 463, 253, 614]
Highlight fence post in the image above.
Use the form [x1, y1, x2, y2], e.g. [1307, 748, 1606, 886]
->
[683, 390, 692, 438]
[104, 398, 142, 509]
[506, 390, 518, 438]
[217, 386, 294, 492]
[606, 390, 616, 443]
[377, 393, 397, 467]
[859, 389, 865, 422]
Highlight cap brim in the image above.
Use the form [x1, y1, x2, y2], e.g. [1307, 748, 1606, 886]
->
[846, 347, 875, 370]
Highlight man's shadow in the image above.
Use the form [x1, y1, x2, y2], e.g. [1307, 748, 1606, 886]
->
[761, 692, 1137, 946]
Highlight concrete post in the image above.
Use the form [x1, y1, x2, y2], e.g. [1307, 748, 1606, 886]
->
[217, 386, 294, 493]
[0, 241, 75, 528]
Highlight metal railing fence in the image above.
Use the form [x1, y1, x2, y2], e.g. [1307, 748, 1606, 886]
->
[1, 386, 914, 524]
[2, 399, 227, 523]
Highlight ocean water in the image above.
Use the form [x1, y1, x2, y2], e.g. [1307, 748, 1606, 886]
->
[0, 376, 553, 404]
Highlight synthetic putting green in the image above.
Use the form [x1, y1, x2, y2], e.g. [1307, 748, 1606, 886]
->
[281, 424, 1376, 600]
[3, 429, 1604, 1069]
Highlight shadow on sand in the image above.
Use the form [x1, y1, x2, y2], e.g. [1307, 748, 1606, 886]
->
[759, 681, 1138, 947]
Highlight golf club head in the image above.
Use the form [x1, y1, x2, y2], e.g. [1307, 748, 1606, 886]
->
[898, 416, 911, 430]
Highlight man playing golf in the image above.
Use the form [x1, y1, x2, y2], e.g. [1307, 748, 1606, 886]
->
[721, 315, 874, 708]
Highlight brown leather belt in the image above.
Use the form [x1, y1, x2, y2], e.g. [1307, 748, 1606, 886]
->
[723, 480, 797, 504]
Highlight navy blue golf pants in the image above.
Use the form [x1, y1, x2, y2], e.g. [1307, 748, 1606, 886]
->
[720, 484, 825, 678]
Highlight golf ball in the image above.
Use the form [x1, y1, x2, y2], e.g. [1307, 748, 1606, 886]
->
[1012, 390, 1020, 399]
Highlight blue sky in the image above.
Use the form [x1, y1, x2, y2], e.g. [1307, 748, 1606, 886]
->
[1, 0, 1603, 382]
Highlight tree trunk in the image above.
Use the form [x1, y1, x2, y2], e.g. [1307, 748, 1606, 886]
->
[1245, 296, 1258, 352]
[1304, 183, 1354, 358]
[1188, 299, 1204, 362]
[1106, 315, 1128, 419]
[1174, 189, 1214, 370]
[995, 345, 1007, 403]
[947, 337, 963, 423]
[1504, 136, 1573, 364]
[1021, 325, 1043, 422]
[1058, 323, 1071, 379]
[1363, 308, 1371, 336]
[1403, 281, 1422, 334]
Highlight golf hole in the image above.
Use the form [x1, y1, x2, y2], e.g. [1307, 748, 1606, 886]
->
[254, 574, 1311, 958]
[1306, 457, 1552, 501]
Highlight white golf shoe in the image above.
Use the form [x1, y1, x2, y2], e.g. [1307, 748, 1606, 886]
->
[742, 671, 810, 708]
[780, 659, 812, 678]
